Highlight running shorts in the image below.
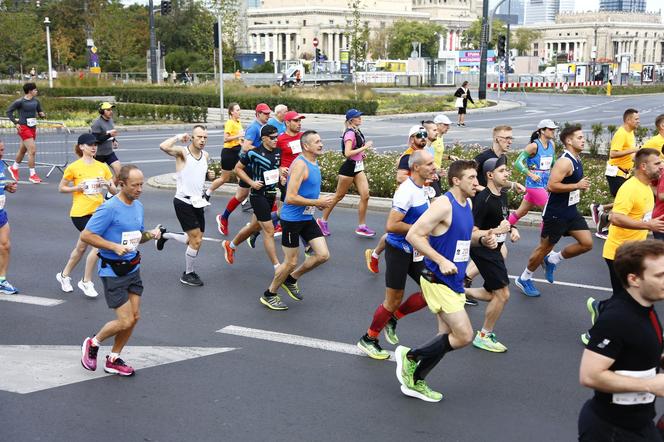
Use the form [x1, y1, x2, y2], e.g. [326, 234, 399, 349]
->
[420, 276, 466, 314]
[173, 198, 206, 232]
[384, 242, 424, 290]
[95, 152, 120, 167]
[578, 401, 662, 442]
[71, 215, 92, 232]
[606, 175, 627, 198]
[524, 187, 549, 207]
[17, 125, 36, 141]
[101, 269, 143, 309]
[221, 145, 241, 171]
[250, 192, 276, 222]
[338, 159, 363, 177]
[0, 210, 8, 228]
[470, 246, 509, 292]
[281, 219, 322, 248]
[541, 213, 588, 244]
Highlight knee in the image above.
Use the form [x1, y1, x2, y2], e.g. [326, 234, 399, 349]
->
[118, 317, 135, 330]
[359, 190, 369, 201]
[0, 240, 10, 253]
[284, 256, 298, 270]
[262, 225, 274, 237]
[458, 327, 474, 347]
[316, 250, 330, 264]
[189, 236, 202, 250]
[133, 312, 141, 323]
[496, 288, 510, 304]
[384, 293, 403, 311]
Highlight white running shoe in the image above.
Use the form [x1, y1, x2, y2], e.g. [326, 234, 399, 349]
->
[78, 280, 99, 298]
[56, 272, 73, 292]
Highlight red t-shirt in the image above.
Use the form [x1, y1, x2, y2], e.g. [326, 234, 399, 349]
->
[277, 132, 303, 169]
[653, 175, 664, 220]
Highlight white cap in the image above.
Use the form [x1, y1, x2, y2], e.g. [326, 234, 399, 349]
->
[408, 125, 426, 137]
[433, 114, 452, 125]
[537, 119, 558, 130]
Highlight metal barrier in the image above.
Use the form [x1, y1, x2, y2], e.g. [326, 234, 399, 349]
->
[0, 117, 71, 177]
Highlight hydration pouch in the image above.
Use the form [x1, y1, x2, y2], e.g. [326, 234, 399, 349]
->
[98, 251, 141, 276]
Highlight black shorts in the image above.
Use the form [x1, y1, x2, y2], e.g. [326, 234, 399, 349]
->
[71, 215, 92, 232]
[541, 213, 588, 244]
[606, 175, 628, 197]
[457, 107, 467, 115]
[101, 269, 144, 309]
[281, 219, 323, 248]
[95, 152, 120, 167]
[470, 246, 509, 292]
[221, 145, 241, 171]
[338, 159, 363, 177]
[578, 400, 662, 442]
[173, 198, 205, 232]
[384, 242, 425, 290]
[250, 192, 276, 222]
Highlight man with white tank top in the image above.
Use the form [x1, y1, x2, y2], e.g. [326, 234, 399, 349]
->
[157, 126, 210, 287]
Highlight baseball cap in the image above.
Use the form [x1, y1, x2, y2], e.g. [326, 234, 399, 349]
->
[260, 124, 278, 138]
[345, 108, 363, 120]
[482, 155, 507, 176]
[433, 114, 452, 125]
[255, 103, 272, 114]
[78, 133, 98, 145]
[284, 111, 305, 121]
[537, 119, 558, 130]
[99, 102, 115, 110]
[408, 125, 427, 138]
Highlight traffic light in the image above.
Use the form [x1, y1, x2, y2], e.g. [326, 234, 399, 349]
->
[315, 48, 321, 62]
[497, 35, 506, 58]
[160, 0, 171, 15]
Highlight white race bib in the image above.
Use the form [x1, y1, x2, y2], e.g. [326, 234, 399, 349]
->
[82, 179, 102, 195]
[26, 118, 37, 127]
[605, 164, 619, 177]
[495, 233, 507, 243]
[121, 231, 142, 251]
[413, 248, 424, 262]
[424, 186, 436, 200]
[568, 189, 580, 206]
[453, 240, 471, 263]
[354, 160, 365, 173]
[643, 211, 653, 222]
[0, 195, 6, 210]
[288, 140, 302, 154]
[263, 169, 279, 186]
[190, 196, 210, 209]
[612, 369, 656, 405]
[539, 157, 553, 170]
[303, 206, 315, 216]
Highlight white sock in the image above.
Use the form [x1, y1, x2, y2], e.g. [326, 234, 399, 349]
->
[273, 263, 279, 269]
[520, 268, 533, 281]
[164, 232, 188, 244]
[29, 168, 36, 175]
[11, 162, 18, 169]
[548, 251, 564, 265]
[371, 251, 379, 259]
[91, 336, 101, 347]
[185, 246, 198, 274]
[109, 352, 120, 362]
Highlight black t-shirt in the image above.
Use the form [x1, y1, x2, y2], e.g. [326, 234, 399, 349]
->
[586, 295, 663, 430]
[239, 145, 281, 194]
[473, 149, 505, 188]
[472, 187, 508, 247]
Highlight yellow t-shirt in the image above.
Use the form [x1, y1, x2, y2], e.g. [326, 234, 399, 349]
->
[602, 177, 654, 260]
[608, 126, 636, 172]
[63, 158, 113, 217]
[643, 134, 664, 154]
[224, 119, 243, 149]
[431, 137, 445, 169]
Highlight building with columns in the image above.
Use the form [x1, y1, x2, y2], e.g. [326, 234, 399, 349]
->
[411, 0, 481, 51]
[526, 11, 664, 64]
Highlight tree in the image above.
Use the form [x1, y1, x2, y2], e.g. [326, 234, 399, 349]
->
[368, 27, 390, 60]
[0, 10, 44, 73]
[461, 18, 506, 50]
[387, 20, 445, 59]
[346, 0, 369, 69]
[512, 28, 541, 55]
[92, 4, 149, 72]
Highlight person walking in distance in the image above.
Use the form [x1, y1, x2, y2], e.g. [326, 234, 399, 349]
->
[453, 81, 474, 127]
[0, 139, 19, 294]
[207, 103, 244, 200]
[91, 102, 121, 192]
[6, 82, 45, 183]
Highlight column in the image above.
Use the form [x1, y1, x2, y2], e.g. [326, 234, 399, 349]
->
[327, 32, 333, 60]
[332, 32, 337, 61]
[263, 34, 269, 61]
[285, 33, 291, 60]
[272, 33, 278, 61]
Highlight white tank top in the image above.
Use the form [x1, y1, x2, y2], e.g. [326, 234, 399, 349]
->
[175, 147, 208, 204]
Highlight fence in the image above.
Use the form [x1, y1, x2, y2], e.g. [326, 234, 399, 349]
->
[0, 118, 71, 177]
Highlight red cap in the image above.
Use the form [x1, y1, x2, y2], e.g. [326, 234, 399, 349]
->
[255, 103, 272, 114]
[284, 111, 305, 121]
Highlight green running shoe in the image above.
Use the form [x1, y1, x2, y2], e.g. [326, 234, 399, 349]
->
[581, 332, 590, 346]
[384, 317, 399, 345]
[400, 380, 443, 403]
[356, 335, 390, 360]
[395, 345, 417, 388]
[281, 281, 303, 301]
[260, 293, 288, 311]
[472, 331, 507, 353]
[586, 297, 600, 325]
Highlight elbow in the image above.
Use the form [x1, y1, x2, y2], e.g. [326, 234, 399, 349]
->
[579, 371, 595, 389]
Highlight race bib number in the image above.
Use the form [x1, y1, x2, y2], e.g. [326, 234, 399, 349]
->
[26, 118, 37, 127]
[495, 233, 507, 243]
[190, 196, 210, 209]
[0, 195, 6, 210]
[263, 169, 279, 186]
[643, 211, 653, 222]
[605, 164, 619, 177]
[354, 160, 365, 173]
[568, 189, 580, 206]
[121, 231, 142, 251]
[288, 140, 302, 154]
[539, 157, 553, 170]
[82, 179, 102, 195]
[424, 186, 436, 200]
[413, 248, 424, 262]
[453, 240, 470, 263]
[303, 206, 315, 216]
[612, 369, 656, 405]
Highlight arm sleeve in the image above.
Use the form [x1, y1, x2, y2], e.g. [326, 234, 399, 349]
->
[6, 100, 19, 124]
[391, 184, 410, 213]
[454, 88, 462, 98]
[90, 119, 112, 143]
[587, 315, 624, 359]
[84, 203, 113, 236]
[467, 91, 475, 104]
[514, 150, 530, 174]
[472, 195, 487, 228]
[398, 155, 410, 171]
[36, 100, 43, 114]
[63, 164, 75, 182]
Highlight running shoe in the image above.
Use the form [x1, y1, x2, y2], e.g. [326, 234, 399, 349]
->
[216, 214, 228, 236]
[463, 275, 473, 288]
[365, 249, 379, 274]
[357, 335, 390, 360]
[395, 345, 417, 388]
[543, 254, 557, 283]
[0, 279, 18, 295]
[103, 356, 135, 376]
[56, 272, 73, 293]
[581, 332, 590, 346]
[260, 292, 288, 310]
[596, 212, 610, 236]
[8, 166, 18, 182]
[515, 277, 540, 297]
[81, 337, 99, 371]
[281, 280, 303, 301]
[595, 230, 608, 240]
[587, 297, 600, 325]
[316, 218, 330, 236]
[304, 244, 314, 258]
[29, 173, 42, 184]
[155, 225, 168, 251]
[222, 240, 235, 265]
[77, 280, 98, 298]
[247, 232, 258, 249]
[273, 224, 282, 237]
[400, 381, 443, 403]
[589, 203, 600, 226]
[180, 272, 204, 287]
[465, 296, 479, 306]
[355, 225, 376, 237]
[384, 317, 399, 345]
[472, 331, 507, 353]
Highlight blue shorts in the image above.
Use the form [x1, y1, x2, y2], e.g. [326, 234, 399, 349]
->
[0, 210, 8, 228]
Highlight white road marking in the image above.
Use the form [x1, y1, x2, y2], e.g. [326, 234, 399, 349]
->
[507, 275, 612, 292]
[0, 294, 65, 306]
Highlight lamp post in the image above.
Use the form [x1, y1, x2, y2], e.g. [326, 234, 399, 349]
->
[44, 17, 53, 88]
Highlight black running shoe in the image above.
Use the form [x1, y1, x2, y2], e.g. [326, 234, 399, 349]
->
[180, 272, 204, 287]
[464, 275, 473, 289]
[155, 225, 168, 251]
[465, 296, 478, 306]
[247, 231, 260, 249]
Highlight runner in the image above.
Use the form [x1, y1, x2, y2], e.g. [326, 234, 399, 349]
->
[394, 160, 479, 402]
[261, 130, 333, 310]
[156, 126, 209, 287]
[6, 82, 45, 183]
[465, 156, 520, 353]
[56, 133, 116, 298]
[267, 104, 288, 135]
[0, 139, 18, 294]
[222, 124, 282, 267]
[515, 124, 593, 297]
[578, 240, 664, 441]
[91, 102, 121, 189]
[432, 114, 458, 172]
[508, 119, 557, 226]
[643, 114, 664, 154]
[206, 103, 243, 201]
[214, 103, 271, 236]
[421, 120, 443, 195]
[357, 150, 436, 359]
[79, 165, 162, 376]
[317, 108, 375, 237]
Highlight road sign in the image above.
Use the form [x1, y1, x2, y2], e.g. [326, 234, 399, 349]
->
[313, 37, 319, 47]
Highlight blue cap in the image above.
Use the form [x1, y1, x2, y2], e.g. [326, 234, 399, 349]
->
[345, 109, 363, 120]
[77, 133, 98, 145]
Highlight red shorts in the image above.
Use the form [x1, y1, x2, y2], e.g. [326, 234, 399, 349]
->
[17, 125, 36, 141]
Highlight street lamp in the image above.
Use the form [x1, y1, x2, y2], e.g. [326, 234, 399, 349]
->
[44, 17, 53, 88]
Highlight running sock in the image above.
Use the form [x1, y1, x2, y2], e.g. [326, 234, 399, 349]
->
[223, 197, 241, 218]
[0, 275, 6, 282]
[394, 292, 427, 319]
[285, 274, 297, 285]
[480, 328, 492, 337]
[372, 250, 380, 259]
[29, 168, 36, 176]
[11, 162, 18, 169]
[264, 289, 277, 298]
[185, 246, 198, 274]
[520, 268, 534, 281]
[547, 251, 564, 265]
[358, 224, 367, 229]
[273, 263, 279, 269]
[409, 333, 453, 382]
[507, 212, 520, 225]
[109, 352, 120, 362]
[91, 336, 101, 347]
[229, 241, 236, 250]
[163, 232, 188, 244]
[367, 304, 394, 338]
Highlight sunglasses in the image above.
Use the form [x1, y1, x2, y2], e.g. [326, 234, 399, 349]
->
[414, 132, 428, 139]
[261, 112, 271, 116]
[268, 135, 278, 140]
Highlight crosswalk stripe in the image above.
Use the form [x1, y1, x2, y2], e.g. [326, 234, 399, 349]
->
[0, 294, 65, 306]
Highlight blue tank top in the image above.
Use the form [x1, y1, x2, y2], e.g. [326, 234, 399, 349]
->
[280, 156, 321, 222]
[0, 163, 7, 213]
[525, 138, 555, 189]
[542, 150, 583, 220]
[424, 192, 474, 293]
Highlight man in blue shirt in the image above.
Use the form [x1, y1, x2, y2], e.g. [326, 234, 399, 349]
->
[267, 104, 287, 135]
[79, 165, 162, 377]
[0, 140, 18, 295]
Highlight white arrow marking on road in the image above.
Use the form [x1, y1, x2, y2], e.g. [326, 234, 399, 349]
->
[217, 325, 396, 361]
[0, 345, 237, 394]
[0, 294, 65, 306]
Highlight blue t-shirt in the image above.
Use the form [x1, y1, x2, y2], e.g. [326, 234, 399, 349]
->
[267, 117, 286, 135]
[245, 120, 264, 150]
[85, 196, 144, 277]
[386, 178, 429, 254]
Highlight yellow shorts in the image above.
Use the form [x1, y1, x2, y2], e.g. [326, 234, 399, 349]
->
[420, 276, 466, 314]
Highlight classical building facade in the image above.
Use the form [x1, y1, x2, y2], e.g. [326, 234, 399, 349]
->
[411, 0, 481, 51]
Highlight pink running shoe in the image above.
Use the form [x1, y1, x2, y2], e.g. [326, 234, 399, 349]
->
[104, 356, 135, 376]
[355, 225, 376, 237]
[316, 218, 330, 236]
[81, 337, 99, 371]
[8, 166, 18, 182]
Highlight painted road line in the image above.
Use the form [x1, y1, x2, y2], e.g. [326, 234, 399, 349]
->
[217, 325, 396, 361]
[507, 275, 612, 292]
[0, 294, 65, 306]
